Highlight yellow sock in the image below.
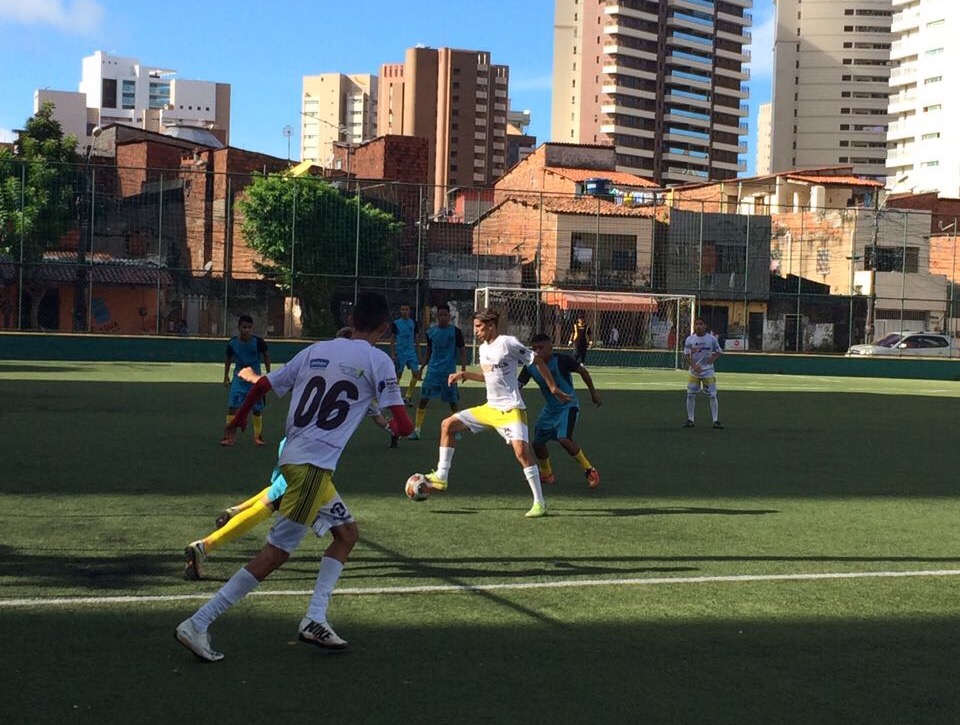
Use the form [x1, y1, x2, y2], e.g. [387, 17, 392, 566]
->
[538, 457, 553, 476]
[253, 414, 263, 438]
[203, 500, 272, 554]
[415, 408, 427, 431]
[406, 378, 418, 400]
[233, 486, 272, 514]
[225, 414, 234, 426]
[574, 450, 592, 470]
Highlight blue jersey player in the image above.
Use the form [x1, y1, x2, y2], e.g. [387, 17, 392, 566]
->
[409, 303, 466, 440]
[519, 333, 602, 488]
[390, 302, 422, 404]
[221, 314, 270, 446]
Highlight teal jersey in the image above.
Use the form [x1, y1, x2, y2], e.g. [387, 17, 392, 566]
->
[391, 318, 419, 355]
[519, 354, 580, 411]
[226, 335, 267, 379]
[425, 324, 464, 380]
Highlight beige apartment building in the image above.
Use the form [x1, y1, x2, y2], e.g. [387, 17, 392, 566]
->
[378, 46, 509, 212]
[756, 102, 772, 175]
[769, 0, 892, 180]
[552, 0, 751, 186]
[300, 74, 378, 164]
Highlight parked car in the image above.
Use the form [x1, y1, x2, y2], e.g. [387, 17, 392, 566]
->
[845, 331, 954, 358]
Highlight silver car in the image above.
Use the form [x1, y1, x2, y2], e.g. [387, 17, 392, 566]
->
[846, 331, 954, 358]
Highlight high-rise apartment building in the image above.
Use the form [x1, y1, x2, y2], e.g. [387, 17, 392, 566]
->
[552, 0, 751, 186]
[378, 46, 509, 210]
[769, 0, 892, 180]
[886, 0, 960, 195]
[300, 73, 378, 164]
[35, 51, 230, 149]
[756, 102, 772, 175]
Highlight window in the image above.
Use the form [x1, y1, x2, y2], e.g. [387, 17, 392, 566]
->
[865, 246, 919, 273]
[102, 78, 117, 109]
[924, 104, 942, 113]
[921, 160, 940, 167]
[925, 48, 945, 56]
[928, 19, 945, 28]
[816, 248, 830, 275]
[922, 132, 940, 140]
[570, 233, 637, 274]
[121, 80, 135, 110]
[924, 76, 942, 84]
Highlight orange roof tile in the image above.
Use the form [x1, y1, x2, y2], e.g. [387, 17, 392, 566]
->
[545, 167, 660, 188]
[541, 196, 657, 217]
[784, 174, 884, 188]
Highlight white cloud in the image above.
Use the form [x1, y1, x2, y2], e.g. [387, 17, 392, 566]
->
[747, 8, 776, 80]
[0, 0, 104, 35]
[0, 128, 15, 143]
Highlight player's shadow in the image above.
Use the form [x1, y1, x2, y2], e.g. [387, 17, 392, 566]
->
[0, 545, 177, 591]
[0, 364, 84, 373]
[558, 506, 781, 517]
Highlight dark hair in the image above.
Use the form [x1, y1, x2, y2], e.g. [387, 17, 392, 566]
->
[436, 302, 450, 312]
[399, 302, 411, 309]
[694, 317, 705, 324]
[336, 327, 354, 339]
[353, 292, 390, 332]
[238, 314, 253, 325]
[531, 333, 551, 344]
[473, 308, 500, 325]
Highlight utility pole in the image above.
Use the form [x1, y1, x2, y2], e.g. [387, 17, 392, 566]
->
[865, 193, 880, 342]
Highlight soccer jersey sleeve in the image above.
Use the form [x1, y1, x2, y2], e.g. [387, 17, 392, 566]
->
[506, 336, 536, 366]
[225, 340, 235, 359]
[372, 351, 403, 408]
[266, 347, 308, 397]
[683, 336, 694, 355]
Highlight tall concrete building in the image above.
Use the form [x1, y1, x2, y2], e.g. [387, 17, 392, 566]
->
[35, 50, 230, 149]
[551, 0, 751, 186]
[756, 102, 772, 175]
[378, 46, 510, 210]
[769, 0, 892, 180]
[300, 73, 378, 164]
[886, 0, 960, 196]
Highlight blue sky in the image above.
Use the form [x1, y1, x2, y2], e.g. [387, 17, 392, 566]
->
[0, 0, 774, 174]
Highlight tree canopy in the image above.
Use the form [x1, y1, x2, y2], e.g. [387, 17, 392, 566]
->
[238, 174, 401, 335]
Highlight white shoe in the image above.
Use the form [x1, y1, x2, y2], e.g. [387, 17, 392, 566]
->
[175, 619, 224, 662]
[298, 617, 348, 650]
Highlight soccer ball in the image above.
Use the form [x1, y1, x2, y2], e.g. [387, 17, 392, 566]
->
[404, 473, 431, 502]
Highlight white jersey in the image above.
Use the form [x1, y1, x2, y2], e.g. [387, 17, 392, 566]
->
[684, 333, 722, 378]
[267, 337, 402, 470]
[478, 334, 536, 411]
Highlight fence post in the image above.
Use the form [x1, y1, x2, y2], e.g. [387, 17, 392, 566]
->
[156, 171, 163, 334]
[222, 174, 231, 336]
[354, 179, 361, 305]
[900, 212, 907, 333]
[288, 178, 297, 338]
[17, 162, 25, 330]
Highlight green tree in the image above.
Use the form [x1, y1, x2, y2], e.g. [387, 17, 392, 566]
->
[0, 102, 79, 328]
[238, 174, 401, 336]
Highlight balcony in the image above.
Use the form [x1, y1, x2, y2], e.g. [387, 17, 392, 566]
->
[604, 3, 658, 23]
[604, 23, 658, 43]
[891, 10, 921, 34]
[605, 43, 659, 63]
[888, 65, 918, 87]
[887, 92, 917, 115]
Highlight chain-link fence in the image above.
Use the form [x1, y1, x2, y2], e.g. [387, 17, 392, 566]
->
[1, 158, 957, 355]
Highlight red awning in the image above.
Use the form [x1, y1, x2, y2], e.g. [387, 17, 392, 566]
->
[542, 291, 658, 312]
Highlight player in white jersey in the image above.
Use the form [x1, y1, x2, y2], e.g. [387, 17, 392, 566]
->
[175, 293, 414, 663]
[683, 317, 723, 429]
[423, 308, 571, 518]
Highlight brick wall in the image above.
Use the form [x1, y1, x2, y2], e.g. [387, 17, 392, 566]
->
[332, 135, 429, 184]
[887, 192, 960, 234]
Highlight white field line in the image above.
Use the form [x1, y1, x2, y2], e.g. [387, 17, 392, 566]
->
[3, 568, 960, 609]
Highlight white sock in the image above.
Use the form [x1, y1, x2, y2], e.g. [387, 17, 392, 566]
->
[306, 556, 345, 624]
[522, 465, 545, 505]
[709, 395, 719, 423]
[437, 446, 455, 480]
[686, 393, 696, 421]
[190, 567, 260, 633]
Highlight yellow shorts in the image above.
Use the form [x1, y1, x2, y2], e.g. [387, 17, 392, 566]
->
[687, 376, 717, 394]
[276, 463, 337, 525]
[455, 403, 529, 443]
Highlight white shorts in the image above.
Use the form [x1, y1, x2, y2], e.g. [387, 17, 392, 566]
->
[267, 493, 356, 552]
[455, 403, 529, 444]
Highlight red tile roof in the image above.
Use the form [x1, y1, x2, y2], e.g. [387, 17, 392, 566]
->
[542, 196, 658, 217]
[545, 167, 660, 188]
[785, 173, 884, 188]
[0, 252, 174, 286]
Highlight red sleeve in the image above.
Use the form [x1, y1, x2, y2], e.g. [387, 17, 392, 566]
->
[229, 376, 273, 430]
[387, 404, 414, 437]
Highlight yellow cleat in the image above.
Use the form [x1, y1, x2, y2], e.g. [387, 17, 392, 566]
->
[525, 501, 548, 518]
[424, 470, 448, 492]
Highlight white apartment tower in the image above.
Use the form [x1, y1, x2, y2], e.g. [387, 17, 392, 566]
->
[301, 74, 378, 164]
[769, 0, 892, 179]
[886, 0, 960, 196]
[35, 51, 230, 148]
[552, 0, 752, 186]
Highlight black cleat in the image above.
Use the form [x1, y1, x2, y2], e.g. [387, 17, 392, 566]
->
[682, 420, 695, 428]
[214, 509, 233, 530]
[713, 421, 724, 430]
[389, 435, 399, 449]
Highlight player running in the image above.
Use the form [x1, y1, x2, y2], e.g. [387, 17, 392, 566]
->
[176, 292, 413, 662]
[683, 317, 723, 429]
[390, 302, 422, 405]
[409, 303, 466, 440]
[422, 308, 571, 518]
[519, 333, 602, 488]
[222, 314, 270, 446]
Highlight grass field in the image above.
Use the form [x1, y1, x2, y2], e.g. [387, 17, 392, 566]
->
[2, 360, 960, 724]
